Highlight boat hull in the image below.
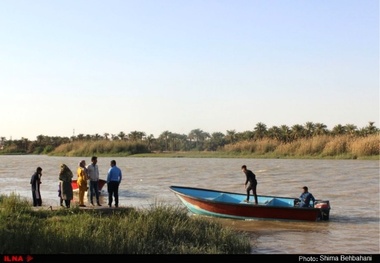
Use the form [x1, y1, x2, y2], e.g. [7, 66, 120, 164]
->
[170, 185, 330, 222]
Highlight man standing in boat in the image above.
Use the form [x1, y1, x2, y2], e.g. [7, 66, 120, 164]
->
[241, 165, 258, 205]
[87, 156, 101, 206]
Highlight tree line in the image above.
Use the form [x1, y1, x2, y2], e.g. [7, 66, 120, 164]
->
[0, 121, 378, 154]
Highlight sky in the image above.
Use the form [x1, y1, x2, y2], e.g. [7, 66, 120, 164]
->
[0, 0, 379, 140]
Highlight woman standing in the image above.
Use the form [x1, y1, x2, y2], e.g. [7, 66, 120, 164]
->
[59, 164, 73, 208]
[77, 160, 88, 207]
[30, 167, 43, 206]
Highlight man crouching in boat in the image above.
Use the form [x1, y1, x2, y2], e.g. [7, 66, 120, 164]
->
[299, 186, 315, 207]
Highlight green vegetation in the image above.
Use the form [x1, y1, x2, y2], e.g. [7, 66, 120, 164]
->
[0, 194, 251, 254]
[0, 122, 379, 159]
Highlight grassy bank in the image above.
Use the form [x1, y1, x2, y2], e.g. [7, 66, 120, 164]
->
[1, 133, 378, 160]
[44, 134, 379, 160]
[130, 151, 379, 160]
[0, 194, 252, 254]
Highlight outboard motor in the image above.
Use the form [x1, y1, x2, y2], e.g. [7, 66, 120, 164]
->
[314, 200, 331, 221]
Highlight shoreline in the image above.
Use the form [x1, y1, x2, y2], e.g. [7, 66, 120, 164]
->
[1, 152, 378, 160]
[31, 204, 133, 214]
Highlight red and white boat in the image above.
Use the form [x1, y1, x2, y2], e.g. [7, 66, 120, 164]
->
[170, 185, 331, 222]
[71, 179, 107, 194]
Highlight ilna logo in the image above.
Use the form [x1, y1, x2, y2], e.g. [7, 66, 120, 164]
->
[3, 255, 33, 262]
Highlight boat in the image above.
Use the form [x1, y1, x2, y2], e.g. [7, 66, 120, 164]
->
[169, 185, 331, 222]
[71, 179, 107, 194]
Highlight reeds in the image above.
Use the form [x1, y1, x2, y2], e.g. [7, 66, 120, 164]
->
[0, 194, 251, 254]
[52, 140, 149, 157]
[349, 135, 380, 157]
[223, 134, 379, 159]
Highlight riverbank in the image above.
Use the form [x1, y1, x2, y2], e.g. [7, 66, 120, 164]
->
[128, 151, 379, 160]
[1, 150, 378, 160]
[2, 134, 379, 160]
[0, 194, 251, 254]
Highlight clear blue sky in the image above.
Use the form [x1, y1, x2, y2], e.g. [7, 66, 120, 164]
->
[1, 0, 378, 140]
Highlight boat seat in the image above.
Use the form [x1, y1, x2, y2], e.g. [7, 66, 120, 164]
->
[213, 194, 239, 203]
[264, 198, 274, 205]
[266, 198, 293, 207]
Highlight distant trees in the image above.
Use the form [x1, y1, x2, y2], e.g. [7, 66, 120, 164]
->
[0, 121, 378, 154]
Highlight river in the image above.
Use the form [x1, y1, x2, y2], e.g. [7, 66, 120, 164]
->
[0, 155, 378, 254]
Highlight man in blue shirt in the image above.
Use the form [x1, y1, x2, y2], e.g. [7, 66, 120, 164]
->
[107, 160, 122, 207]
[299, 186, 315, 207]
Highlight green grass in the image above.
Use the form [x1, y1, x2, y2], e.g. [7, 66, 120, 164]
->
[0, 194, 251, 254]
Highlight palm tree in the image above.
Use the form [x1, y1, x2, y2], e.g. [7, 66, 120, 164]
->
[345, 124, 358, 136]
[0, 136, 6, 150]
[366, 121, 378, 135]
[36, 135, 44, 144]
[225, 130, 237, 144]
[145, 134, 155, 151]
[290, 124, 305, 141]
[254, 122, 267, 140]
[92, 133, 102, 140]
[22, 137, 29, 152]
[118, 131, 126, 141]
[159, 131, 171, 151]
[314, 123, 328, 136]
[331, 124, 346, 136]
[267, 126, 282, 141]
[167, 133, 186, 151]
[188, 129, 200, 143]
[304, 122, 315, 138]
[206, 132, 226, 151]
[239, 130, 254, 141]
[280, 125, 291, 143]
[129, 131, 146, 141]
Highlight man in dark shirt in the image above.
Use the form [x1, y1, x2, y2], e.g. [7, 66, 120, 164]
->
[299, 186, 315, 207]
[30, 167, 43, 206]
[242, 165, 258, 205]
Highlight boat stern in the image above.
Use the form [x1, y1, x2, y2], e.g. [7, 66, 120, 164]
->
[314, 200, 331, 221]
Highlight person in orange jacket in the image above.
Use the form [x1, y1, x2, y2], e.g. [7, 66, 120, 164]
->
[77, 160, 88, 207]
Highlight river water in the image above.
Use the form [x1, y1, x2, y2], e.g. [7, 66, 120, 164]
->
[0, 155, 378, 254]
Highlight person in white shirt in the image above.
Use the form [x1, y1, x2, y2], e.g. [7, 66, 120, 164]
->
[87, 156, 101, 206]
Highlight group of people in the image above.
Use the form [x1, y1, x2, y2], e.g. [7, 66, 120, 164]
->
[31, 161, 315, 209]
[31, 157, 123, 208]
[241, 164, 315, 207]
